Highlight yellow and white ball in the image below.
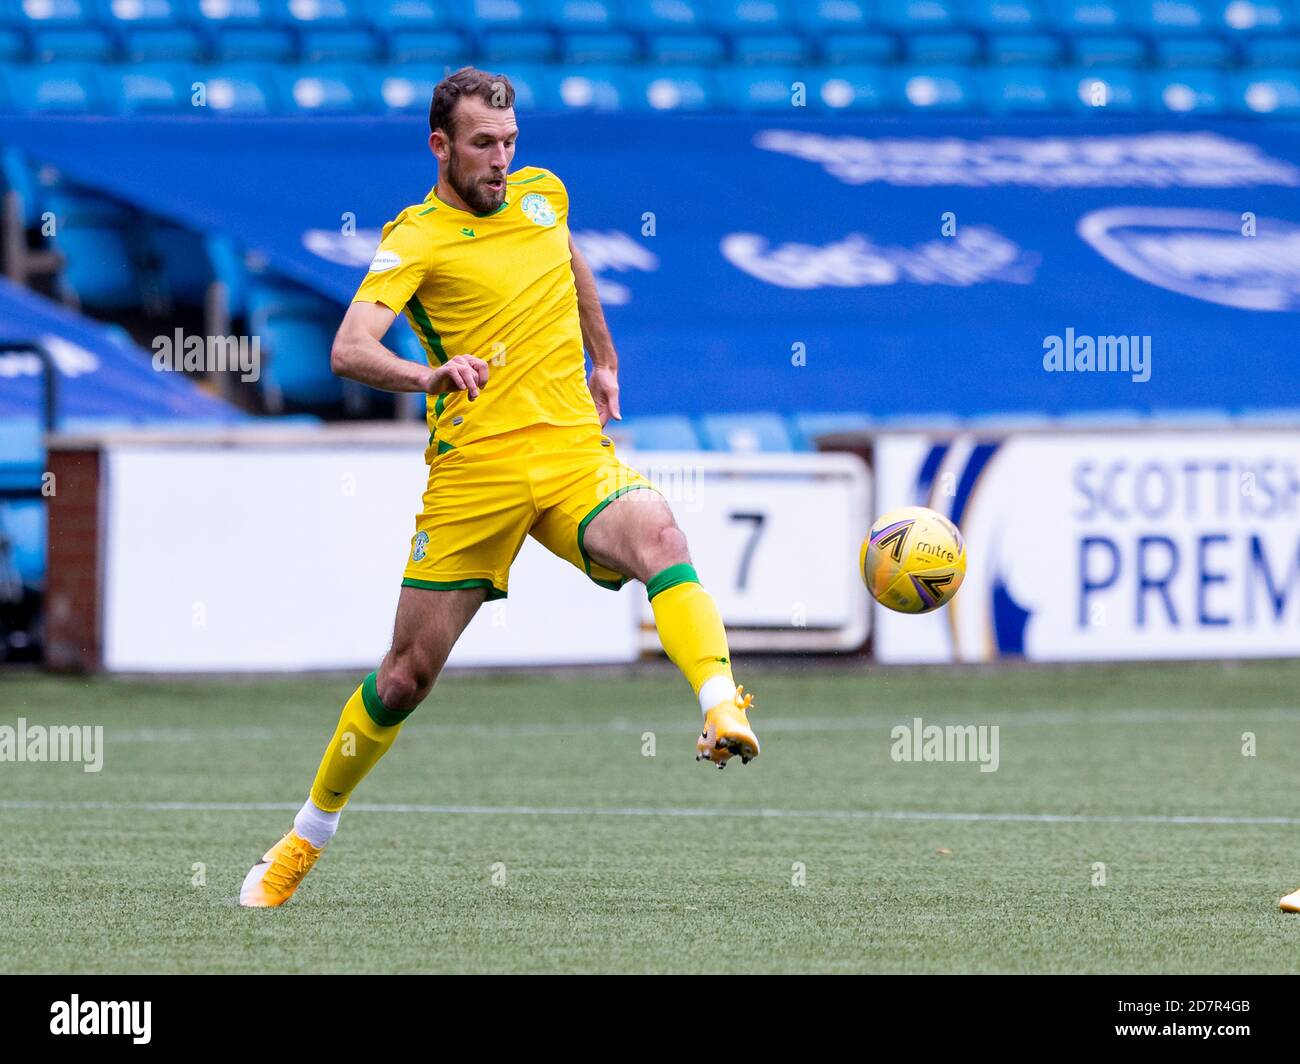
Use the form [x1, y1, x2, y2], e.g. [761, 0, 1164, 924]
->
[860, 506, 966, 614]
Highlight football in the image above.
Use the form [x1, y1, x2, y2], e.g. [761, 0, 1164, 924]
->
[860, 506, 967, 614]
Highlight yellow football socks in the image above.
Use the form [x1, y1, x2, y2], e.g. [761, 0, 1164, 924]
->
[308, 672, 412, 813]
[647, 563, 736, 710]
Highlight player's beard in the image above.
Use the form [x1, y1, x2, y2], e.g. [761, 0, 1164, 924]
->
[447, 148, 506, 216]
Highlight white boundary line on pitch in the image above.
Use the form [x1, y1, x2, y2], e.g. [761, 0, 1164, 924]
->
[96, 706, 1300, 743]
[1, 798, 1298, 826]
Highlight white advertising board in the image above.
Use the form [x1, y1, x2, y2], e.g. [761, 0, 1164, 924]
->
[875, 431, 1300, 663]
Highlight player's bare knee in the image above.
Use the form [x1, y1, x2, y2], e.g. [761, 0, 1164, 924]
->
[376, 658, 438, 712]
[641, 520, 690, 580]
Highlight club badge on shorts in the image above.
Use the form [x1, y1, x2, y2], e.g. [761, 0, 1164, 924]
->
[411, 531, 429, 562]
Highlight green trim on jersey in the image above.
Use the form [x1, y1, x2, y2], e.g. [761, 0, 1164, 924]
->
[576, 483, 658, 590]
[406, 297, 448, 365]
[401, 577, 506, 600]
[418, 205, 438, 215]
[507, 174, 546, 186]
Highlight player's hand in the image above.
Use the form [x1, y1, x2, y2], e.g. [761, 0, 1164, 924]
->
[588, 365, 621, 427]
[429, 354, 489, 400]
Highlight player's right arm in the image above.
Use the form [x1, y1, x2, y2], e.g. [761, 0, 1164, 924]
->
[332, 211, 488, 398]
[330, 300, 488, 398]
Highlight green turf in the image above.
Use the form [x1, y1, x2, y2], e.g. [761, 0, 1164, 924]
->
[3, 660, 1300, 974]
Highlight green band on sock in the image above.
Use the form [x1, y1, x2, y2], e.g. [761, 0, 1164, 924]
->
[646, 563, 699, 601]
[361, 671, 412, 727]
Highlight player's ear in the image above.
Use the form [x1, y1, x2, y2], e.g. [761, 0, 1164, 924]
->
[428, 131, 447, 162]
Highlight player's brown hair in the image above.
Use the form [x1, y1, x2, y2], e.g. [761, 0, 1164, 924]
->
[429, 67, 516, 137]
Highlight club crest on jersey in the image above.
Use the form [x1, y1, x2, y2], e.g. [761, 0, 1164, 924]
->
[411, 531, 429, 562]
[368, 250, 401, 272]
[520, 192, 556, 228]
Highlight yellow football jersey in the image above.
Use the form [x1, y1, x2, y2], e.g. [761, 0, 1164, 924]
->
[353, 166, 599, 453]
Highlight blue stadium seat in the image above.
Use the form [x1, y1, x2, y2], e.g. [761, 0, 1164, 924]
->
[97, 63, 190, 111]
[645, 31, 725, 64]
[878, 0, 958, 32]
[1154, 34, 1230, 68]
[0, 500, 46, 588]
[1213, 0, 1292, 32]
[146, 220, 214, 305]
[43, 186, 145, 307]
[1242, 36, 1300, 66]
[907, 31, 981, 63]
[790, 411, 872, 449]
[895, 65, 976, 110]
[820, 32, 897, 64]
[196, 63, 280, 112]
[277, 64, 372, 113]
[209, 26, 297, 61]
[987, 32, 1062, 64]
[0, 28, 23, 62]
[980, 63, 1060, 110]
[367, 63, 439, 111]
[718, 65, 799, 110]
[1130, 0, 1208, 34]
[3, 63, 101, 112]
[561, 31, 639, 63]
[300, 27, 381, 62]
[276, 0, 362, 26]
[813, 65, 890, 109]
[30, 28, 117, 61]
[97, 0, 188, 27]
[122, 28, 207, 62]
[457, 0, 535, 31]
[698, 413, 794, 452]
[1045, 0, 1127, 32]
[1060, 66, 1144, 111]
[360, 0, 451, 25]
[1234, 407, 1300, 425]
[965, 0, 1045, 30]
[623, 0, 707, 32]
[489, 62, 553, 108]
[0, 418, 43, 480]
[1233, 68, 1300, 115]
[1146, 407, 1232, 425]
[481, 30, 557, 62]
[205, 232, 281, 321]
[538, 0, 620, 30]
[386, 321, 427, 363]
[387, 30, 469, 65]
[707, 0, 792, 32]
[733, 32, 810, 64]
[628, 66, 716, 109]
[0, 147, 44, 224]
[12, 0, 96, 25]
[790, 0, 872, 33]
[1148, 68, 1226, 113]
[186, 0, 276, 26]
[617, 415, 701, 449]
[1072, 34, 1146, 66]
[552, 65, 628, 109]
[247, 282, 346, 410]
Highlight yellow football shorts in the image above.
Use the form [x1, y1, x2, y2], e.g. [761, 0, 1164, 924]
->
[401, 423, 657, 599]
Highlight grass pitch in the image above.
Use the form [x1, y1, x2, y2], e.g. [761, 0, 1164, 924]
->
[3, 660, 1300, 974]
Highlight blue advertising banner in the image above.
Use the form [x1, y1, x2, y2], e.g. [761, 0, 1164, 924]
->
[1, 113, 1297, 418]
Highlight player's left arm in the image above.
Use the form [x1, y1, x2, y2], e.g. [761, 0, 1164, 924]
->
[569, 232, 620, 426]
